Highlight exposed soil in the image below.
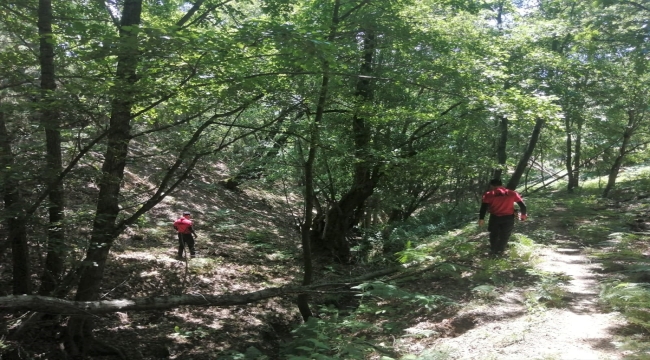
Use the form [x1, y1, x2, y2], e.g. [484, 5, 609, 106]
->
[0, 175, 642, 359]
[422, 215, 630, 359]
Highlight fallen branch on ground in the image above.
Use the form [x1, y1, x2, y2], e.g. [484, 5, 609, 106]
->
[0, 267, 403, 315]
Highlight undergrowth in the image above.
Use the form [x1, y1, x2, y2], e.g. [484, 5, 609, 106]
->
[216, 169, 650, 359]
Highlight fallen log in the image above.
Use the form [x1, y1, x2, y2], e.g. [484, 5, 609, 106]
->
[0, 266, 403, 315]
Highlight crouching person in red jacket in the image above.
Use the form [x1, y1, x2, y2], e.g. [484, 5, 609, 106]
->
[478, 179, 527, 256]
[174, 211, 197, 259]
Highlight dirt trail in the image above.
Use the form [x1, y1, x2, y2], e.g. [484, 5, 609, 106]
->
[429, 238, 627, 359]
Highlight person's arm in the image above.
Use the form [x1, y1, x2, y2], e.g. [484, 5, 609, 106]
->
[190, 225, 197, 237]
[517, 201, 527, 220]
[479, 203, 489, 219]
[478, 203, 489, 226]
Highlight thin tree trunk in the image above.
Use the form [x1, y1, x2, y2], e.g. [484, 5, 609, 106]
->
[565, 115, 575, 193]
[38, 0, 66, 296]
[570, 120, 582, 190]
[297, 0, 343, 320]
[507, 118, 544, 190]
[603, 112, 635, 198]
[0, 106, 31, 295]
[493, 116, 508, 180]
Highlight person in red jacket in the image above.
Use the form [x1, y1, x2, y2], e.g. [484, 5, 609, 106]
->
[478, 179, 527, 255]
[173, 211, 197, 259]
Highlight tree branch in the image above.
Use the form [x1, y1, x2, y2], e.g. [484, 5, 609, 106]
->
[0, 266, 403, 315]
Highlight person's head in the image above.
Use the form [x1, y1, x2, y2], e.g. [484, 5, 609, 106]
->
[489, 178, 503, 189]
[182, 211, 191, 218]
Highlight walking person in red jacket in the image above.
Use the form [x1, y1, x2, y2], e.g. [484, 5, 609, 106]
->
[173, 211, 197, 259]
[478, 179, 528, 255]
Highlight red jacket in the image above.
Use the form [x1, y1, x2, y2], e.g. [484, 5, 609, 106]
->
[481, 187, 525, 217]
[173, 217, 193, 234]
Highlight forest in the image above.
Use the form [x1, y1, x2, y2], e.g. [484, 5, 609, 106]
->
[0, 0, 649, 358]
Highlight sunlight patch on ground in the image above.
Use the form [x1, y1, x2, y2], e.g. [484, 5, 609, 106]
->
[140, 270, 160, 277]
[114, 252, 162, 261]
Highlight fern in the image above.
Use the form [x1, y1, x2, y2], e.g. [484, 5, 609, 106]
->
[601, 282, 650, 331]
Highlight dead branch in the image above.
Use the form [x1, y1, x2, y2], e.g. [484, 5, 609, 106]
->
[0, 267, 403, 315]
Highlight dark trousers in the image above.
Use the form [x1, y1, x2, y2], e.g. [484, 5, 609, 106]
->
[487, 214, 515, 254]
[177, 233, 195, 257]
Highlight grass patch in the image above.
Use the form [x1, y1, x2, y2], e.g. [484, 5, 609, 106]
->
[523, 269, 571, 311]
[189, 257, 221, 275]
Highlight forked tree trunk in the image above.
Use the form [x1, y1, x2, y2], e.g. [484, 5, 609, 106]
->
[316, 29, 379, 262]
[38, 0, 66, 296]
[0, 107, 31, 295]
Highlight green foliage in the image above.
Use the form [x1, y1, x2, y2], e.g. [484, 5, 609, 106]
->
[188, 257, 221, 275]
[0, 337, 8, 351]
[246, 230, 272, 244]
[173, 325, 213, 340]
[280, 306, 376, 359]
[601, 282, 650, 331]
[472, 284, 499, 300]
[281, 281, 454, 359]
[524, 269, 571, 311]
[396, 241, 435, 264]
[353, 282, 456, 311]
[508, 234, 541, 262]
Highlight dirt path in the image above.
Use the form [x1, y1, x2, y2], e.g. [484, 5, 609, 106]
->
[430, 238, 627, 359]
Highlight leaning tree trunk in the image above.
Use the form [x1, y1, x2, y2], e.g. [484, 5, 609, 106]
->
[37, 0, 66, 296]
[493, 116, 508, 180]
[65, 0, 142, 357]
[0, 105, 31, 295]
[603, 112, 636, 198]
[506, 118, 544, 190]
[316, 29, 379, 262]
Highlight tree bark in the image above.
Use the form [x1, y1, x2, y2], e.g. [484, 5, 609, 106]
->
[0, 265, 399, 314]
[565, 114, 576, 193]
[0, 106, 31, 295]
[493, 116, 508, 180]
[603, 111, 636, 198]
[66, 0, 142, 356]
[1, 288, 309, 314]
[316, 29, 379, 262]
[506, 118, 544, 190]
[569, 119, 582, 190]
[38, 0, 66, 296]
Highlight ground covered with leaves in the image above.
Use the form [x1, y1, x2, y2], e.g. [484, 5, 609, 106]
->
[4, 173, 650, 359]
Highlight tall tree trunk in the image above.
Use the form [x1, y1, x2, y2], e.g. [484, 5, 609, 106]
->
[297, 0, 343, 319]
[0, 105, 31, 295]
[565, 115, 576, 193]
[317, 29, 379, 262]
[38, 0, 66, 296]
[66, 0, 142, 356]
[297, 111, 319, 321]
[570, 120, 582, 190]
[507, 118, 544, 190]
[493, 116, 508, 180]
